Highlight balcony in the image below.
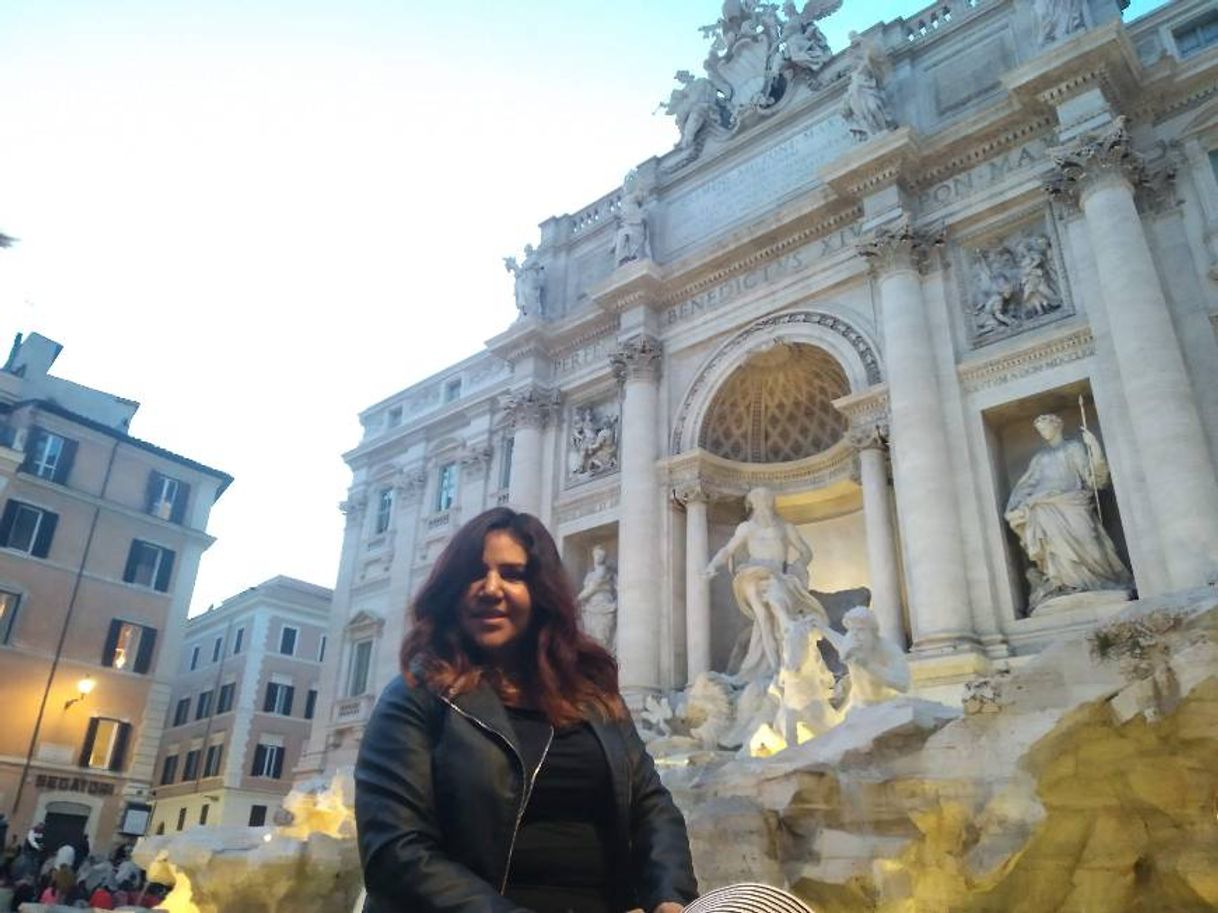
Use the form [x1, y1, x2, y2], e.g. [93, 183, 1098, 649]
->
[333, 693, 373, 725]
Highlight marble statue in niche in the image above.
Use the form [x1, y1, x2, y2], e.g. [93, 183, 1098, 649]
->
[970, 231, 1064, 340]
[840, 36, 895, 142]
[576, 544, 617, 650]
[1034, 0, 1086, 47]
[613, 172, 651, 266]
[568, 404, 619, 482]
[1004, 413, 1132, 611]
[704, 486, 831, 682]
[503, 244, 544, 317]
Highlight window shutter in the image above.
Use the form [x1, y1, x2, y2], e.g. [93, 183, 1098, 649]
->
[283, 686, 295, 717]
[271, 747, 284, 779]
[134, 626, 157, 674]
[122, 542, 140, 583]
[31, 510, 57, 558]
[251, 744, 266, 776]
[78, 717, 100, 767]
[170, 482, 191, 525]
[305, 689, 317, 720]
[109, 722, 131, 771]
[144, 472, 162, 513]
[19, 429, 43, 473]
[263, 685, 276, 713]
[52, 438, 77, 485]
[101, 620, 122, 667]
[0, 500, 17, 546]
[154, 548, 175, 593]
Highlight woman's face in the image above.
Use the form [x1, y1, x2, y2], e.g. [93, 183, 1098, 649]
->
[458, 529, 534, 661]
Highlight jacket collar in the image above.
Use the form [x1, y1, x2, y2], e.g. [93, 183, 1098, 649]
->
[445, 681, 525, 761]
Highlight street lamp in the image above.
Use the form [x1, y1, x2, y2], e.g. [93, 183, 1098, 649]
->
[64, 676, 96, 710]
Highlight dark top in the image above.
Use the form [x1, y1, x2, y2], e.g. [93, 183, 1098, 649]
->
[504, 707, 616, 913]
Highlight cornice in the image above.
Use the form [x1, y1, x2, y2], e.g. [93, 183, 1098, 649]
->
[957, 323, 1095, 393]
[660, 442, 856, 500]
[1002, 22, 1144, 112]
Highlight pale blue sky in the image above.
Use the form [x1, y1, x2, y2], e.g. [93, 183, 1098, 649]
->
[0, 0, 1168, 614]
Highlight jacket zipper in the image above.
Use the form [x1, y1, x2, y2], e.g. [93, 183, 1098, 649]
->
[440, 697, 554, 893]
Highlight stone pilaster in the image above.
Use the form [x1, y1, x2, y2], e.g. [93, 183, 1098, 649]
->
[501, 386, 560, 516]
[1046, 118, 1218, 589]
[856, 218, 976, 654]
[612, 335, 664, 691]
[847, 421, 905, 649]
[676, 483, 712, 683]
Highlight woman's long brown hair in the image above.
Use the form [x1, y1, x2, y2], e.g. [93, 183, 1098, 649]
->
[400, 506, 626, 726]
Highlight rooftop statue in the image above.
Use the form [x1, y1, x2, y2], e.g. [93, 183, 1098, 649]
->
[503, 244, 544, 318]
[1034, 0, 1087, 46]
[840, 35, 895, 142]
[613, 171, 652, 266]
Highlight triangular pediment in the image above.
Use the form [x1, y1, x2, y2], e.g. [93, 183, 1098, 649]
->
[1180, 95, 1218, 139]
[345, 609, 384, 633]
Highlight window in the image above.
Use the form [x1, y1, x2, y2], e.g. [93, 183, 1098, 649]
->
[217, 682, 236, 714]
[250, 742, 284, 779]
[278, 626, 297, 656]
[172, 698, 190, 727]
[348, 639, 373, 697]
[1175, 11, 1218, 57]
[264, 681, 294, 716]
[248, 805, 267, 826]
[79, 718, 131, 771]
[499, 437, 513, 490]
[182, 748, 200, 781]
[1210, 150, 1218, 184]
[102, 620, 157, 674]
[159, 754, 178, 786]
[444, 378, 462, 403]
[199, 804, 209, 825]
[0, 500, 58, 558]
[304, 688, 318, 720]
[317, 634, 327, 663]
[211, 636, 223, 663]
[176, 808, 186, 831]
[23, 429, 76, 484]
[374, 487, 393, 535]
[0, 589, 20, 644]
[195, 690, 213, 720]
[233, 627, 244, 655]
[436, 462, 457, 511]
[123, 540, 176, 593]
[156, 822, 165, 835]
[203, 742, 223, 778]
[145, 471, 191, 524]
[189, 645, 200, 671]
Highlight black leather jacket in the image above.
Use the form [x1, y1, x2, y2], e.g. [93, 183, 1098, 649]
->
[356, 675, 698, 913]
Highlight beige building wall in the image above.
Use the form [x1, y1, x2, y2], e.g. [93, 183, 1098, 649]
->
[0, 332, 231, 852]
[148, 576, 332, 834]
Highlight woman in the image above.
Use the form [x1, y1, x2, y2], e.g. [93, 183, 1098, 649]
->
[356, 507, 697, 913]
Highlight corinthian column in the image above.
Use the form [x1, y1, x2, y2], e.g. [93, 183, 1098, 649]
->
[502, 387, 559, 517]
[610, 335, 663, 691]
[848, 422, 905, 648]
[678, 484, 712, 682]
[856, 219, 975, 652]
[1047, 117, 1218, 588]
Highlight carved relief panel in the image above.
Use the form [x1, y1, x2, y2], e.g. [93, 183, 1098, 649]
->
[566, 397, 620, 486]
[955, 210, 1073, 348]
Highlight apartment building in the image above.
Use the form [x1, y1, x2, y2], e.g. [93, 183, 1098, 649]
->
[148, 576, 332, 833]
[0, 332, 231, 851]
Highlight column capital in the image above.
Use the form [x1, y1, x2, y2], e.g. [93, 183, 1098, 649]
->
[501, 386, 561, 431]
[460, 445, 494, 478]
[1044, 115, 1142, 207]
[847, 421, 890, 453]
[856, 215, 945, 276]
[673, 480, 711, 506]
[610, 334, 663, 385]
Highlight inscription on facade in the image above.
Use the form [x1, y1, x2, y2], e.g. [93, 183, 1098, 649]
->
[35, 773, 116, 795]
[656, 114, 853, 258]
[554, 336, 614, 378]
[918, 139, 1049, 213]
[664, 223, 862, 327]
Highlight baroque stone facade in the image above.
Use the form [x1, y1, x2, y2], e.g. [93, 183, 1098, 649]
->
[302, 0, 1218, 774]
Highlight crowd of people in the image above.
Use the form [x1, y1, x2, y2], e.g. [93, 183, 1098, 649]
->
[0, 816, 168, 911]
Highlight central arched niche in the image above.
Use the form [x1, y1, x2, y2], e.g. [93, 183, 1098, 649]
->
[699, 342, 850, 463]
